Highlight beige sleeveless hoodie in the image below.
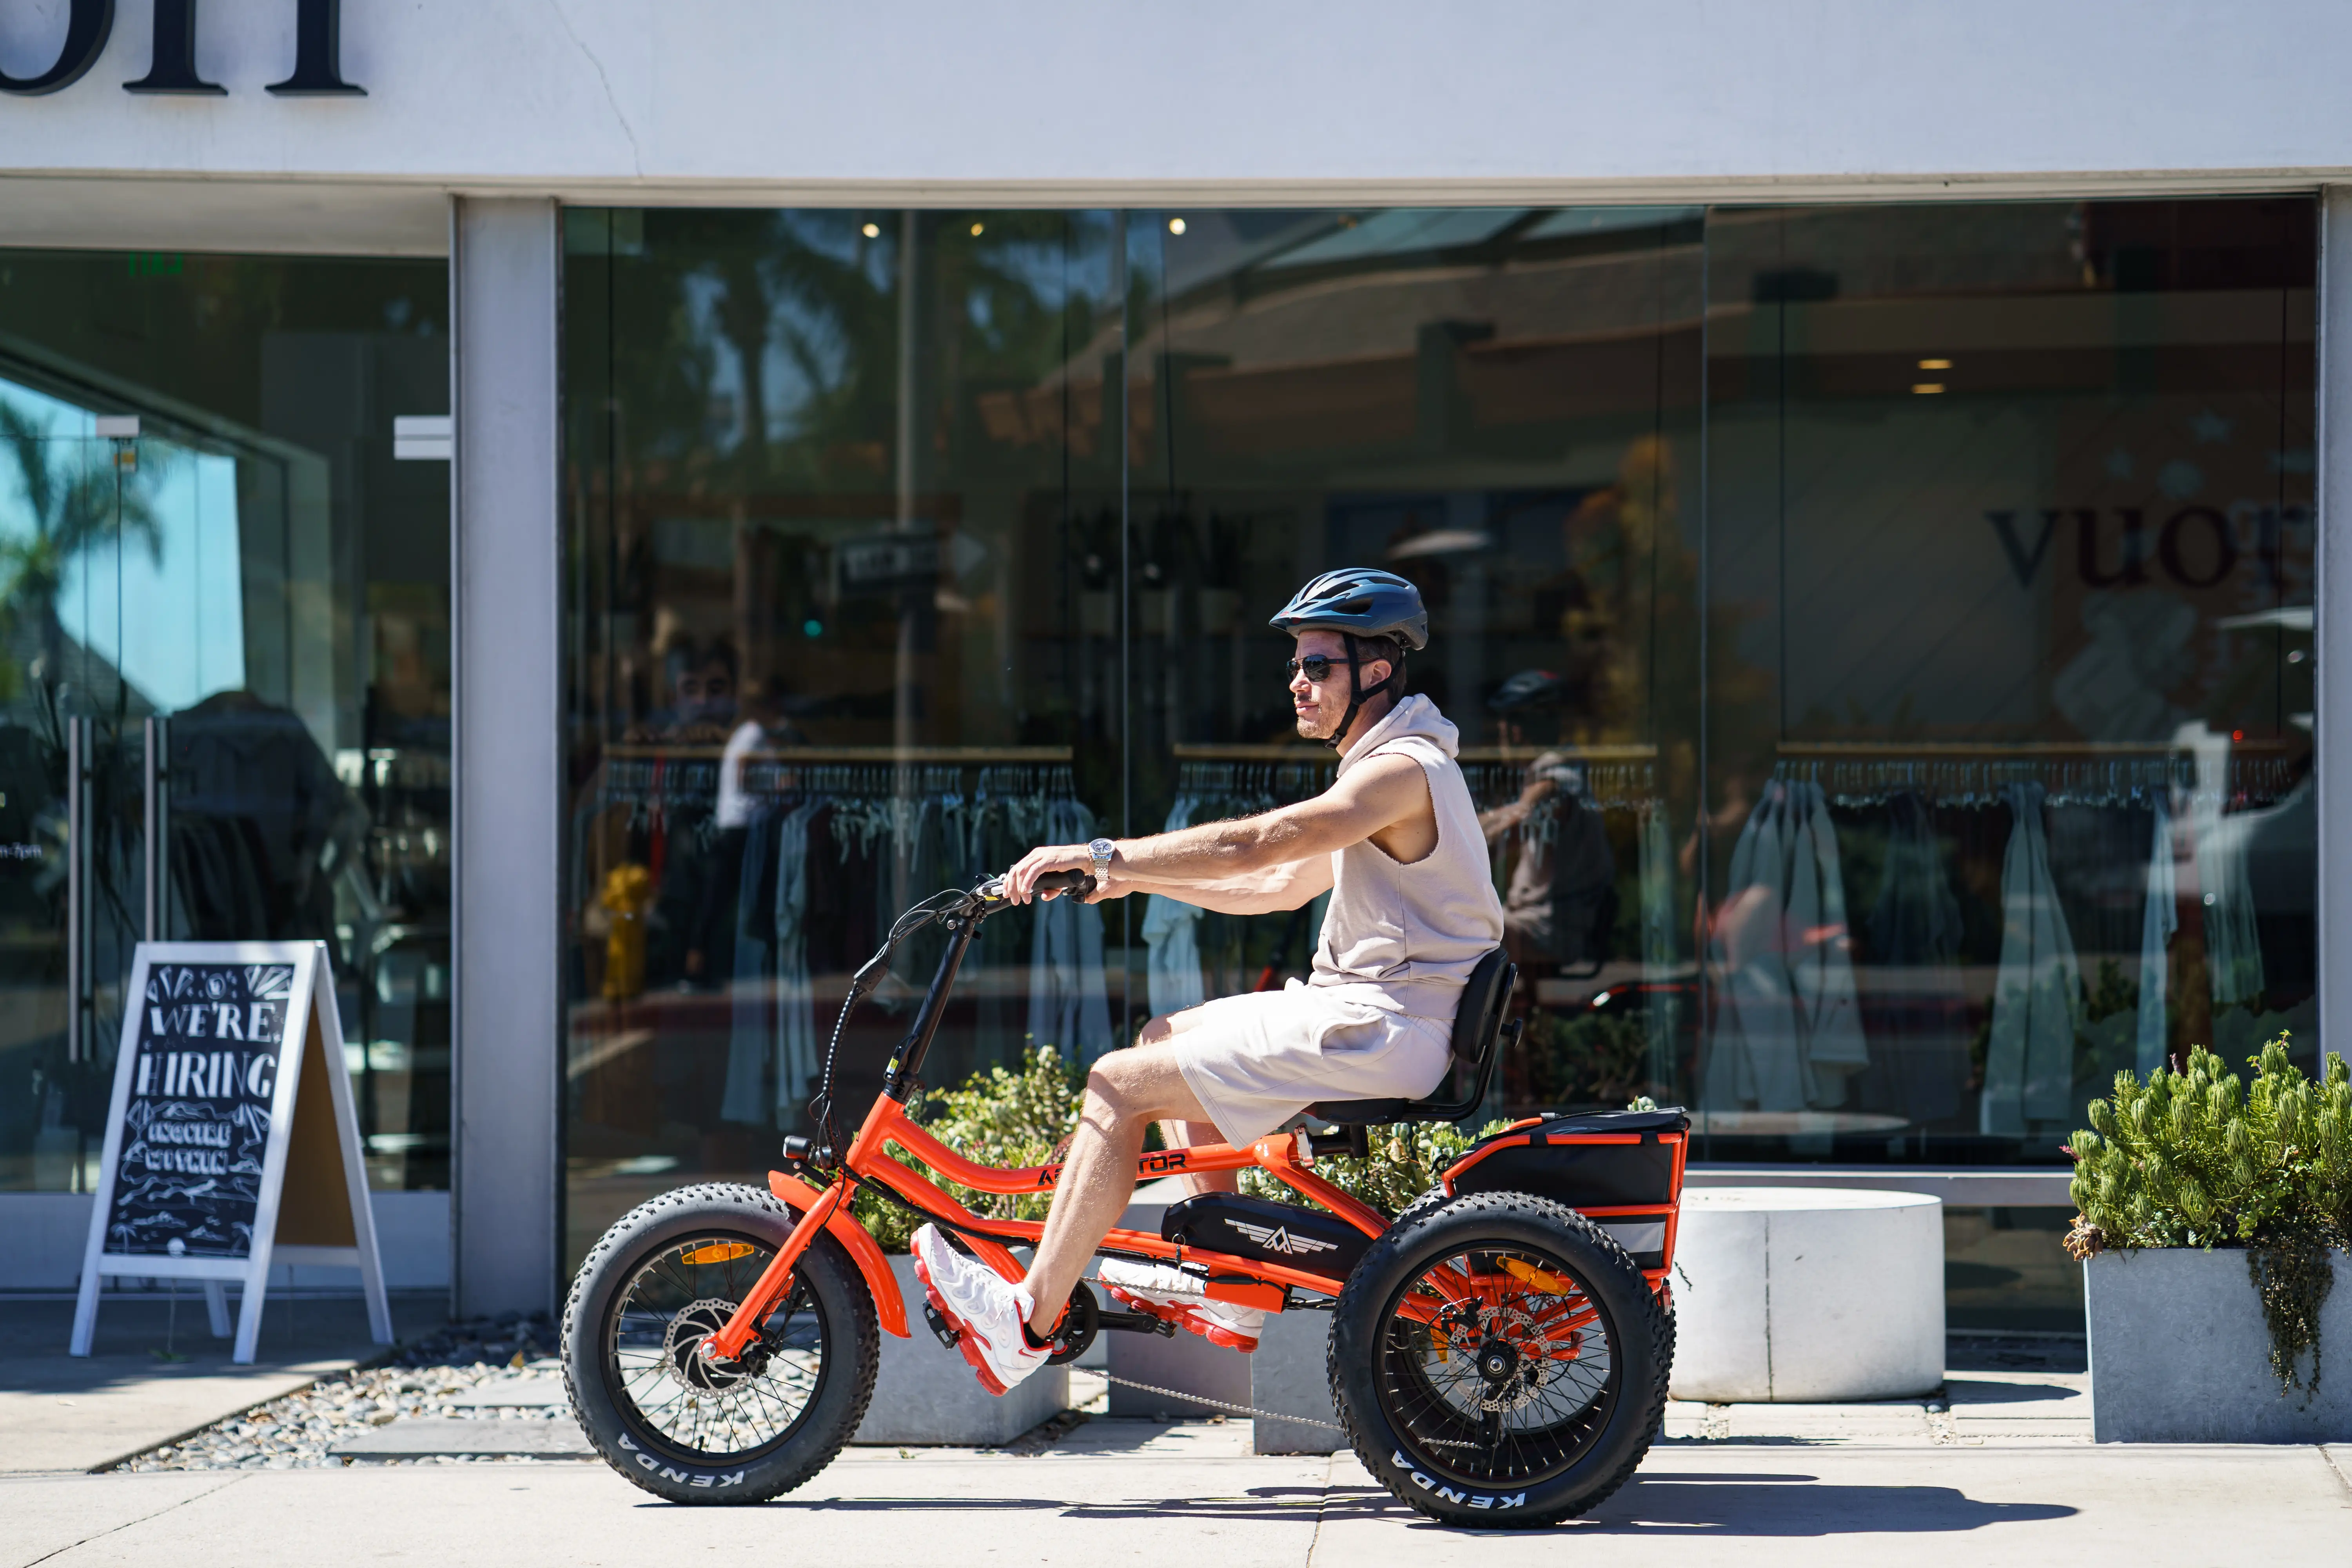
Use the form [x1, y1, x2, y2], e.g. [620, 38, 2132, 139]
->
[1308, 694, 1506, 1018]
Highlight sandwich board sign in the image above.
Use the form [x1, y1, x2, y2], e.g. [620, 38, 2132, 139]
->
[70, 942, 391, 1365]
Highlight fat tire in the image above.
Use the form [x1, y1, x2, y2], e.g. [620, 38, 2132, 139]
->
[561, 1181, 879, 1504]
[1328, 1189, 1669, 1529]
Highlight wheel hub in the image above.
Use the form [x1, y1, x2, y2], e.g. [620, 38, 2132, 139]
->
[663, 1299, 751, 1392]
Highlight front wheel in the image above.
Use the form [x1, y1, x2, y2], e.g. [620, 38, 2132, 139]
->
[1330, 1190, 1669, 1528]
[561, 1182, 878, 1503]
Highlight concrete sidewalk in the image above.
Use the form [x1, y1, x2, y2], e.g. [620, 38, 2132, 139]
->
[0, 1293, 450, 1474]
[5, 1437, 2348, 1566]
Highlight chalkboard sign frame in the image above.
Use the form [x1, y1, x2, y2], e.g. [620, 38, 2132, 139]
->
[69, 941, 392, 1365]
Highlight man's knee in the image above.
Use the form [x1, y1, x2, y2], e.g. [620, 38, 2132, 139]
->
[1085, 1044, 1183, 1122]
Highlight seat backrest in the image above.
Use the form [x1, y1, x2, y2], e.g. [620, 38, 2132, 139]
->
[1451, 947, 1517, 1070]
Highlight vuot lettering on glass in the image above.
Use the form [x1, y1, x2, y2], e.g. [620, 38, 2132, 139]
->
[0, 0, 363, 97]
[1986, 504, 2303, 590]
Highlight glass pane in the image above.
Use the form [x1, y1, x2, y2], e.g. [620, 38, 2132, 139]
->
[1699, 198, 2316, 1164]
[1123, 207, 1706, 1117]
[0, 405, 129, 1194]
[0, 251, 451, 1193]
[563, 210, 1120, 1267]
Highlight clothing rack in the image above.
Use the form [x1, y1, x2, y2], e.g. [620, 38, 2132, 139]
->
[1769, 745, 2301, 809]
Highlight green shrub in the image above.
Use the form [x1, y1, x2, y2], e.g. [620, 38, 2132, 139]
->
[850, 1044, 1082, 1253]
[1239, 1118, 1511, 1218]
[2067, 1039, 2351, 1404]
[2068, 1041, 2352, 1250]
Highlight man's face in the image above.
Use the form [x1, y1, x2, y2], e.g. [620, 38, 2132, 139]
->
[675, 661, 735, 724]
[1290, 629, 1391, 740]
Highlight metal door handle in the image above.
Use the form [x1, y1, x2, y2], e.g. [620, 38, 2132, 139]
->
[65, 717, 89, 1063]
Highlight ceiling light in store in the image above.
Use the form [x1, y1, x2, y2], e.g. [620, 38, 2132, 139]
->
[862, 223, 880, 239]
[1918, 358, 1952, 370]
[970, 222, 985, 236]
[1912, 383, 1946, 395]
[1168, 217, 1186, 235]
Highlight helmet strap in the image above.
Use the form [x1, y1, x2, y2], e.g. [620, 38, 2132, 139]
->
[1325, 633, 1405, 753]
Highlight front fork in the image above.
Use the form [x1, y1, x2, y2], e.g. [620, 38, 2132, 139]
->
[702, 1178, 849, 1364]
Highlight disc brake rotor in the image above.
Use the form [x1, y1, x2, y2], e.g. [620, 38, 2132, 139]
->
[662, 1299, 749, 1392]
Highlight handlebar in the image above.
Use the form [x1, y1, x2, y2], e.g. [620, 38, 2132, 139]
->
[975, 869, 1097, 902]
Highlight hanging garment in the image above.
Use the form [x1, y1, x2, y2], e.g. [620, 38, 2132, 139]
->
[2187, 730, 2265, 1011]
[1706, 780, 1868, 1113]
[1638, 803, 1678, 1090]
[1862, 790, 1969, 1126]
[1710, 781, 1805, 1112]
[721, 812, 779, 1126]
[1982, 781, 2082, 1136]
[771, 802, 823, 1120]
[1029, 798, 1115, 1062]
[2135, 795, 2178, 1079]
[1788, 782, 1869, 1105]
[1142, 796, 1207, 1017]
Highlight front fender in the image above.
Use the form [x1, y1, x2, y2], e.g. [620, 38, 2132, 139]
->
[769, 1170, 910, 1338]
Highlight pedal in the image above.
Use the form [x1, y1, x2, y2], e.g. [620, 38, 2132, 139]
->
[922, 1301, 962, 1350]
[1096, 1307, 1176, 1338]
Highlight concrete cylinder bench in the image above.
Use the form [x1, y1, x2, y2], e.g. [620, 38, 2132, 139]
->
[1668, 1187, 1944, 1403]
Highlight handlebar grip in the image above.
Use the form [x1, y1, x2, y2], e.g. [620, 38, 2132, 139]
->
[1031, 870, 1098, 898]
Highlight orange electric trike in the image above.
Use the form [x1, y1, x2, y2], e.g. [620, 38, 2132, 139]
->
[562, 872, 1688, 1527]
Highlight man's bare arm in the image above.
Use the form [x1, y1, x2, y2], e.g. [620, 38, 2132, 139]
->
[1109, 854, 1334, 915]
[1004, 752, 1427, 904]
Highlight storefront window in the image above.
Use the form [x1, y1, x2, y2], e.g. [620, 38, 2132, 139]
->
[562, 211, 1122, 1260]
[0, 251, 453, 1194]
[560, 198, 2315, 1267]
[1702, 200, 2315, 1163]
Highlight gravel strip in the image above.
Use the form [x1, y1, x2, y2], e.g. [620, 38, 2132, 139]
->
[120, 1312, 576, 1472]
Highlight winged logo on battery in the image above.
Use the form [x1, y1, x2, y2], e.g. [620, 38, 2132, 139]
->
[1227, 1219, 1338, 1256]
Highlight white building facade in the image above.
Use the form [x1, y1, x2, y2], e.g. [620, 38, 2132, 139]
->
[2, 3, 2345, 1334]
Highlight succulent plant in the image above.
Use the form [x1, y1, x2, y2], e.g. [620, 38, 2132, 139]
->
[2067, 1038, 2348, 1405]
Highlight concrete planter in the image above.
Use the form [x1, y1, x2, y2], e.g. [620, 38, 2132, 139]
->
[851, 1256, 1069, 1446]
[2085, 1247, 2352, 1442]
[1250, 1307, 1345, 1454]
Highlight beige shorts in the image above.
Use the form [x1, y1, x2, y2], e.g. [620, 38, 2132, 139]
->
[1168, 979, 1455, 1148]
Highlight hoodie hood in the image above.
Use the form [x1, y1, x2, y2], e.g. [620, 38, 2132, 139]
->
[1337, 693, 1459, 771]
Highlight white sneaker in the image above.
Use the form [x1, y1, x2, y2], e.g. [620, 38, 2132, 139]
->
[911, 1225, 1049, 1395]
[1097, 1258, 1266, 1353]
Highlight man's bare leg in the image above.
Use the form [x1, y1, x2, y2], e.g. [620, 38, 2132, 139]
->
[1157, 1118, 1240, 1201]
[1023, 1020, 1215, 1336]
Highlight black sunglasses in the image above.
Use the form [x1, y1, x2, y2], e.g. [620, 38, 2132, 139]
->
[1286, 655, 1340, 682]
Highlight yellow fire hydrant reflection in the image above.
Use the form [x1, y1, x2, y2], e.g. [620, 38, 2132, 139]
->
[600, 864, 653, 1001]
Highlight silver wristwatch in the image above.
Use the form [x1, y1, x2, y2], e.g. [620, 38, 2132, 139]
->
[1087, 837, 1116, 882]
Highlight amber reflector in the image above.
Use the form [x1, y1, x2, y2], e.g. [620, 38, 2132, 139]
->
[682, 1241, 756, 1266]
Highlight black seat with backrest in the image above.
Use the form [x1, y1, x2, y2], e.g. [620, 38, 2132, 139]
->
[1308, 947, 1520, 1126]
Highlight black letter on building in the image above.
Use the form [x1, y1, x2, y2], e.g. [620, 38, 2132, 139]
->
[1986, 510, 2062, 587]
[2160, 506, 2239, 588]
[268, 0, 365, 96]
[0, 0, 115, 95]
[2076, 507, 2149, 587]
[125, 0, 225, 94]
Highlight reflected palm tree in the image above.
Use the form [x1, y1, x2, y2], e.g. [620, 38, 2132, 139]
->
[0, 399, 163, 711]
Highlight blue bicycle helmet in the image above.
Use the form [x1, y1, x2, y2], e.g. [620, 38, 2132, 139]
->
[1268, 567, 1431, 650]
[1270, 568, 1429, 749]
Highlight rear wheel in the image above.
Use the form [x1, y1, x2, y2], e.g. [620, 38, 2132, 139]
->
[1330, 1190, 1667, 1528]
[562, 1183, 878, 1503]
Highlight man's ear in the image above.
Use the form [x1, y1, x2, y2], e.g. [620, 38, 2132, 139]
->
[1361, 657, 1392, 691]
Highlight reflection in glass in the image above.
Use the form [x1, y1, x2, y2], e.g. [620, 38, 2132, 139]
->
[1700, 200, 2316, 1163]
[559, 199, 2320, 1271]
[563, 211, 1124, 1261]
[0, 252, 451, 1194]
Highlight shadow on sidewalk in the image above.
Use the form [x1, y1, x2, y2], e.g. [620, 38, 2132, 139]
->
[1561, 1472, 2077, 1535]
